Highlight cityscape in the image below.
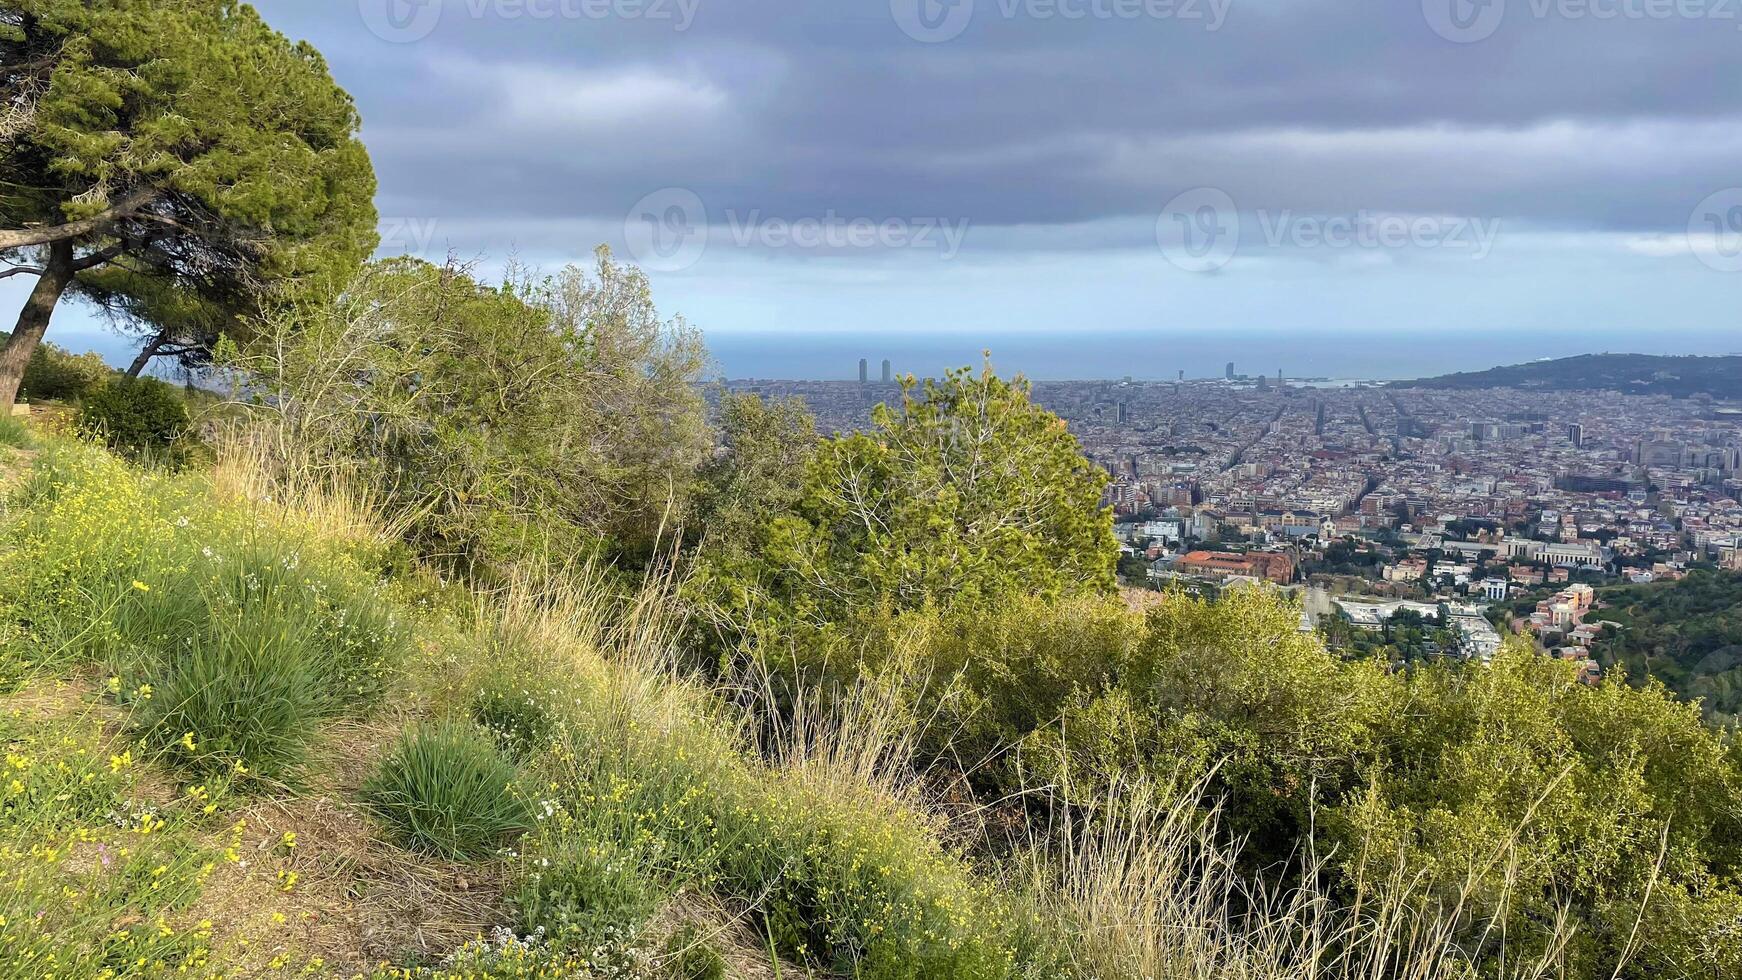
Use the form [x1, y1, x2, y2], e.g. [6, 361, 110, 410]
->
[725, 359, 1742, 677]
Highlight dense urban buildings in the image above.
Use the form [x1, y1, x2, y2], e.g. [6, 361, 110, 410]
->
[721, 372, 1742, 668]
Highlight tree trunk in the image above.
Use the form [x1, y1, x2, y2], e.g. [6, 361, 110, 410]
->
[0, 239, 74, 411]
[126, 329, 170, 378]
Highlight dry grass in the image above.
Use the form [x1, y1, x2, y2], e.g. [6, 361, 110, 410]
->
[1018, 768, 1596, 980]
[207, 424, 419, 557]
[214, 793, 508, 971]
[649, 894, 804, 980]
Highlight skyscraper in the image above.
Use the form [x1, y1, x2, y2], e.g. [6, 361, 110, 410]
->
[881, 359, 892, 384]
[1225, 362, 1236, 381]
[858, 358, 868, 384]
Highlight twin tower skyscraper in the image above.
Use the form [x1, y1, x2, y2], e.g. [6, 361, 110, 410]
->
[858, 358, 893, 384]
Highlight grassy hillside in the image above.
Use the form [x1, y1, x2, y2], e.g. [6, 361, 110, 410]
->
[2, 418, 1738, 979]
[0, 432, 1049, 978]
[1391, 353, 1742, 399]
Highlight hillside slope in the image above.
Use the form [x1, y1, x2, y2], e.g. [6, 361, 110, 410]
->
[4, 425, 1740, 979]
[1589, 569, 1742, 730]
[1391, 353, 1742, 400]
[0, 436, 1009, 978]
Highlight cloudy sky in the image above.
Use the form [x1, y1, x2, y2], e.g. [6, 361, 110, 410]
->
[13, 0, 1742, 378]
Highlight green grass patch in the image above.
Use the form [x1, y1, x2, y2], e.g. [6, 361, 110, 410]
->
[364, 719, 534, 861]
[0, 440, 407, 784]
[0, 710, 217, 979]
[0, 415, 30, 450]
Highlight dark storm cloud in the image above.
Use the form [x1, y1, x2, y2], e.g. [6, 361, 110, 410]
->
[253, 0, 1742, 252]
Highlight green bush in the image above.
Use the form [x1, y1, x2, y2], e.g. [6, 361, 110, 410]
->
[512, 833, 662, 949]
[77, 377, 190, 463]
[19, 341, 112, 402]
[364, 720, 533, 860]
[131, 620, 329, 782]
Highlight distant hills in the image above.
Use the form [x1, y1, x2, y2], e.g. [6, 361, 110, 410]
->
[1393, 353, 1742, 400]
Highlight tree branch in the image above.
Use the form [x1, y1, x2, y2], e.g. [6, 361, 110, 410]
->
[0, 187, 159, 250]
[0, 265, 43, 280]
[70, 241, 130, 271]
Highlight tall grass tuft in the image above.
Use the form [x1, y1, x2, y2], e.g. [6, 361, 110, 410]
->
[0, 414, 30, 449]
[133, 619, 329, 782]
[364, 719, 534, 860]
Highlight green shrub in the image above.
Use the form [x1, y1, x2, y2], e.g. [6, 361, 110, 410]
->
[110, 543, 405, 784]
[364, 720, 533, 860]
[19, 340, 112, 402]
[512, 832, 662, 949]
[77, 377, 190, 463]
[129, 607, 331, 782]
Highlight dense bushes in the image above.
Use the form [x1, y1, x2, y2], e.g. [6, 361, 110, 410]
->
[234, 250, 710, 582]
[77, 376, 190, 462]
[18, 339, 113, 402]
[688, 364, 1118, 659]
[1589, 569, 1742, 729]
[823, 587, 1742, 979]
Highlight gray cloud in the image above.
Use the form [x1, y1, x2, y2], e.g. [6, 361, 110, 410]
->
[253, 0, 1742, 259]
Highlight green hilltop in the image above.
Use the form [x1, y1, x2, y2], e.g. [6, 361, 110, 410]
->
[1392, 352, 1742, 400]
